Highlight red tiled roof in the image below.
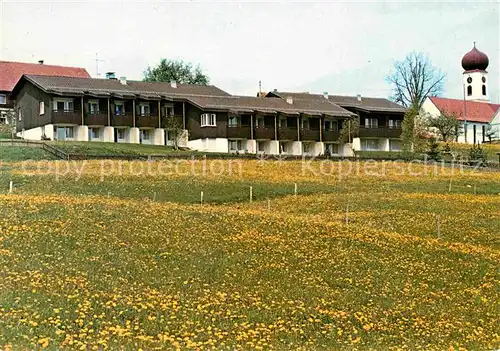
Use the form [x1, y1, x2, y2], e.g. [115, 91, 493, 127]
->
[429, 96, 500, 123]
[0, 61, 90, 92]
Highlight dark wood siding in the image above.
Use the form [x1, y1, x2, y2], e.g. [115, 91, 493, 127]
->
[14, 82, 52, 132]
[186, 103, 228, 140]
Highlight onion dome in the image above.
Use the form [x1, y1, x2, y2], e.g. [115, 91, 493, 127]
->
[461, 42, 489, 71]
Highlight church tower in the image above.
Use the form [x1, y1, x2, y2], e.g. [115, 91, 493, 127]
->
[462, 43, 490, 102]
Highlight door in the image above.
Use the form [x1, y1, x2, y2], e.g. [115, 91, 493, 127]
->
[57, 127, 66, 140]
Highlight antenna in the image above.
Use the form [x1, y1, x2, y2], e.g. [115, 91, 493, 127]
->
[94, 53, 105, 78]
[259, 80, 262, 97]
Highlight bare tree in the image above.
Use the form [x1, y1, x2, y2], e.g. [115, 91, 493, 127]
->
[427, 111, 462, 142]
[387, 52, 445, 109]
[164, 116, 184, 150]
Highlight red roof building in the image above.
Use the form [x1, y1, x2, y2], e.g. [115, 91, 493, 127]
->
[0, 61, 90, 93]
[428, 96, 500, 124]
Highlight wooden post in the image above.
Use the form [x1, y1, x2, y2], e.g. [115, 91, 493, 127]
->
[182, 102, 186, 129]
[200, 191, 204, 205]
[297, 115, 300, 141]
[132, 100, 136, 128]
[448, 178, 452, 192]
[9, 181, 13, 194]
[319, 116, 323, 142]
[107, 98, 111, 126]
[267, 198, 271, 211]
[158, 100, 161, 128]
[250, 114, 254, 140]
[249, 186, 253, 203]
[153, 191, 157, 201]
[274, 114, 278, 140]
[294, 183, 297, 196]
[81, 96, 84, 125]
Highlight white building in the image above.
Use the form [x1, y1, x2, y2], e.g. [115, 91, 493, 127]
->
[421, 43, 500, 144]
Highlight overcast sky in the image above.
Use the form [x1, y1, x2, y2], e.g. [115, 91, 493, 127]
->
[1, 1, 498, 102]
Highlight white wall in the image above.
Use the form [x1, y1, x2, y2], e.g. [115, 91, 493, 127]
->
[187, 138, 228, 153]
[154, 128, 165, 146]
[103, 127, 114, 142]
[20, 126, 44, 140]
[75, 125, 89, 141]
[458, 122, 489, 144]
[129, 127, 140, 144]
[463, 71, 489, 102]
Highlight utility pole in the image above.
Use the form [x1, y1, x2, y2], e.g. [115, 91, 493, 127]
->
[95, 53, 105, 78]
[463, 83, 468, 143]
[258, 80, 262, 97]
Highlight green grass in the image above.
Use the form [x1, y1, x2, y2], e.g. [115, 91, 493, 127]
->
[0, 145, 56, 162]
[48, 141, 191, 156]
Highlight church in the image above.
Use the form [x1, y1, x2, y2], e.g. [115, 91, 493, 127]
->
[421, 44, 500, 144]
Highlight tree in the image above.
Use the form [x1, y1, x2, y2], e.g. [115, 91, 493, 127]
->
[165, 116, 184, 150]
[143, 59, 209, 85]
[485, 124, 498, 142]
[338, 117, 360, 144]
[387, 52, 445, 109]
[400, 105, 428, 153]
[427, 111, 462, 142]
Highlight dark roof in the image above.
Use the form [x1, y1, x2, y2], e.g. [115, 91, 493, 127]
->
[15, 75, 231, 98]
[429, 96, 500, 123]
[268, 91, 406, 113]
[185, 95, 356, 117]
[0, 61, 90, 92]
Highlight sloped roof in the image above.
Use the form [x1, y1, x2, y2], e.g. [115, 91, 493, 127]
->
[0, 61, 90, 92]
[268, 91, 406, 113]
[185, 95, 356, 117]
[15, 75, 231, 98]
[429, 96, 500, 123]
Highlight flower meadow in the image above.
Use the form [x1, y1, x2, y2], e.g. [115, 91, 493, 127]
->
[0, 159, 499, 350]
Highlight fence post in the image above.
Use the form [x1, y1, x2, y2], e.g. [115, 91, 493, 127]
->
[8, 181, 13, 194]
[200, 191, 204, 205]
[249, 186, 253, 203]
[294, 183, 297, 196]
[267, 198, 271, 211]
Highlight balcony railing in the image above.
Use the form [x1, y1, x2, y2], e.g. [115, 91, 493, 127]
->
[136, 115, 158, 128]
[52, 110, 81, 125]
[358, 126, 402, 138]
[322, 129, 341, 142]
[161, 115, 184, 129]
[86, 111, 108, 126]
[254, 126, 275, 140]
[112, 113, 134, 127]
[278, 127, 299, 141]
[227, 125, 251, 139]
[300, 128, 320, 141]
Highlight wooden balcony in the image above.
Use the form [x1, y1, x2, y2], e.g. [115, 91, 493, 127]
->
[322, 129, 341, 142]
[161, 115, 183, 129]
[136, 115, 158, 128]
[386, 126, 403, 138]
[112, 113, 134, 127]
[254, 126, 275, 140]
[227, 125, 251, 139]
[278, 128, 299, 141]
[300, 128, 320, 141]
[52, 110, 81, 125]
[86, 111, 108, 126]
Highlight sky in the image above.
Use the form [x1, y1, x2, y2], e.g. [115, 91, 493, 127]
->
[1, 1, 498, 102]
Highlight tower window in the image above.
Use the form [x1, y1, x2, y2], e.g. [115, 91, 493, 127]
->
[467, 77, 473, 84]
[482, 76, 486, 83]
[482, 85, 486, 96]
[467, 85, 472, 96]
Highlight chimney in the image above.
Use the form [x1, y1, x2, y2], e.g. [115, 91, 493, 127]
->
[170, 81, 177, 88]
[38, 60, 44, 65]
[323, 91, 328, 99]
[105, 72, 116, 80]
[286, 96, 293, 104]
[119, 76, 127, 85]
[357, 94, 362, 102]
[273, 88, 277, 93]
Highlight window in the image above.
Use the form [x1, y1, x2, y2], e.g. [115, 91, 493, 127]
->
[302, 118, 309, 129]
[482, 85, 487, 96]
[365, 118, 378, 128]
[362, 139, 380, 151]
[141, 129, 150, 140]
[0, 94, 6, 105]
[139, 104, 150, 116]
[39, 101, 45, 115]
[278, 118, 287, 128]
[200, 113, 216, 127]
[303, 143, 310, 153]
[117, 129, 126, 140]
[256, 117, 265, 127]
[390, 139, 402, 151]
[324, 143, 339, 155]
[115, 101, 125, 115]
[90, 128, 100, 139]
[324, 120, 338, 131]
[54, 100, 74, 112]
[228, 116, 239, 127]
[482, 125, 486, 143]
[467, 85, 472, 96]
[473, 125, 477, 144]
[228, 139, 242, 151]
[280, 142, 288, 153]
[389, 119, 402, 129]
[89, 101, 99, 114]
[257, 141, 266, 152]
[65, 127, 74, 139]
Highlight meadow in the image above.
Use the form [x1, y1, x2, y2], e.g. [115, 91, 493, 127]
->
[0, 157, 499, 350]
